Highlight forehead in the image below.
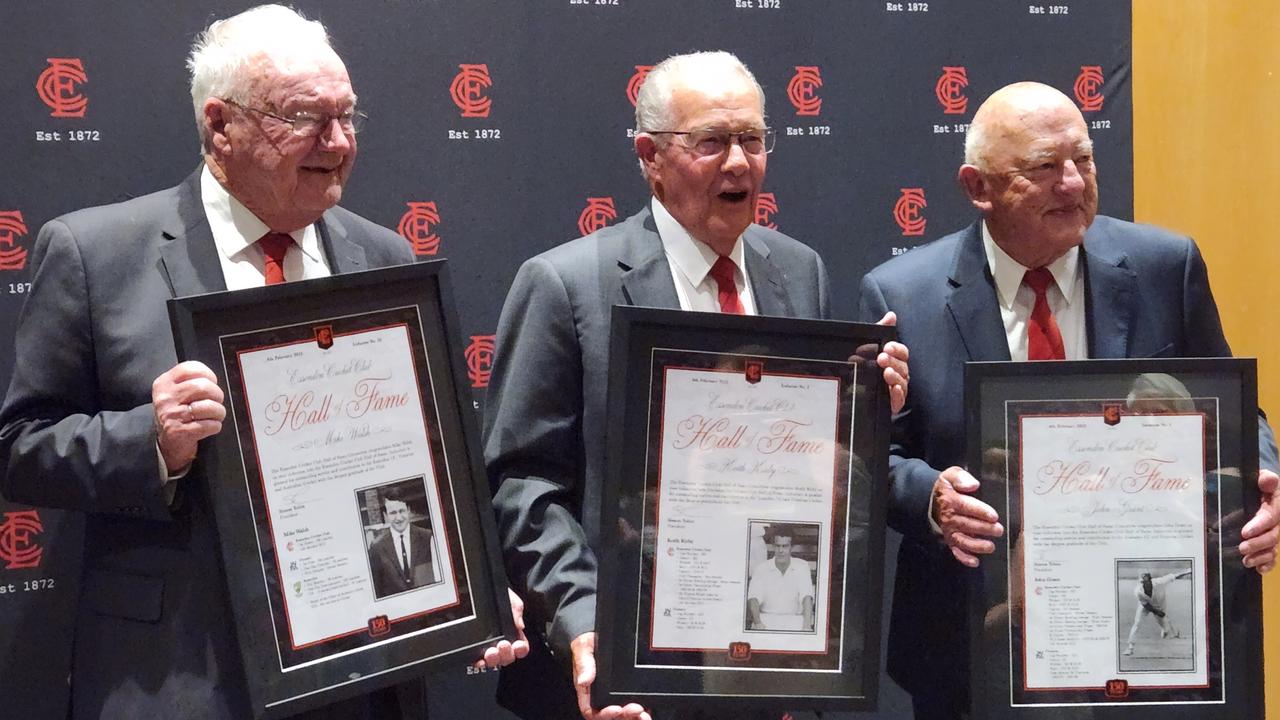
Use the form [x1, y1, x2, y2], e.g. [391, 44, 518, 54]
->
[249, 51, 355, 110]
[385, 499, 408, 510]
[668, 73, 763, 129]
[773, 536, 793, 544]
[990, 103, 1090, 162]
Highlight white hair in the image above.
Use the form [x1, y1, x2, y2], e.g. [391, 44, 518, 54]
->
[963, 120, 988, 169]
[187, 4, 335, 146]
[633, 51, 765, 179]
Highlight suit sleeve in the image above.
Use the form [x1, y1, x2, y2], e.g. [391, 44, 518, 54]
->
[1179, 238, 1279, 472]
[858, 272, 946, 543]
[0, 220, 170, 520]
[484, 256, 596, 656]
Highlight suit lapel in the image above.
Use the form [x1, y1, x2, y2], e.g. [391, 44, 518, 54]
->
[743, 231, 792, 317]
[1081, 223, 1137, 359]
[317, 209, 368, 273]
[158, 168, 227, 298]
[945, 221, 1011, 361]
[617, 207, 680, 309]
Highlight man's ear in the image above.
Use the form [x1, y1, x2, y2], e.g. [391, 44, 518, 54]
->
[635, 134, 660, 175]
[957, 164, 994, 214]
[204, 98, 232, 155]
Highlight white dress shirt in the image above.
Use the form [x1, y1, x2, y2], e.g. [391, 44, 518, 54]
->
[200, 164, 332, 288]
[651, 197, 757, 315]
[981, 220, 1088, 361]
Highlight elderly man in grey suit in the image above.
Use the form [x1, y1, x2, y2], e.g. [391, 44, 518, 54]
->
[484, 51, 909, 720]
[858, 81, 1280, 720]
[0, 5, 525, 718]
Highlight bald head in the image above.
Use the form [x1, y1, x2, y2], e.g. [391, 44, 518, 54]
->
[957, 81, 1099, 269]
[964, 82, 1083, 170]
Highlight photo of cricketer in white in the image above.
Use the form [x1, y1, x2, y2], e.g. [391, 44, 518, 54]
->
[746, 525, 815, 632]
[1123, 568, 1192, 656]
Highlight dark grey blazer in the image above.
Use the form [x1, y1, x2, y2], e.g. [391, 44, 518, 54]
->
[0, 168, 414, 719]
[857, 215, 1278, 709]
[483, 206, 830, 718]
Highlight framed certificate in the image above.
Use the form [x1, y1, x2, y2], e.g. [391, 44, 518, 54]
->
[168, 261, 515, 719]
[965, 359, 1264, 719]
[593, 306, 892, 712]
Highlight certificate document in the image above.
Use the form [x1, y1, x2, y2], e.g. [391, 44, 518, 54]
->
[1010, 399, 1222, 705]
[637, 349, 855, 671]
[219, 306, 475, 670]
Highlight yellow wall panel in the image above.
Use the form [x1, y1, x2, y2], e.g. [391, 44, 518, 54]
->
[1133, 0, 1280, 711]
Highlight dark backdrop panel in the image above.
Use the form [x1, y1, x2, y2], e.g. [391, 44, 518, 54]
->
[0, 2, 1131, 718]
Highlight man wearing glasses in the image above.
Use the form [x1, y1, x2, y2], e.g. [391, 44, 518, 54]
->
[0, 5, 524, 718]
[484, 51, 909, 720]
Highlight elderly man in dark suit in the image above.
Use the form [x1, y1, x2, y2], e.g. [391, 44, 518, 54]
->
[0, 5, 524, 718]
[858, 81, 1280, 720]
[483, 50, 909, 720]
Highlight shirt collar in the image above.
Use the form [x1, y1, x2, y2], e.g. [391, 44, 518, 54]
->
[981, 220, 1080, 310]
[200, 163, 323, 262]
[651, 196, 746, 286]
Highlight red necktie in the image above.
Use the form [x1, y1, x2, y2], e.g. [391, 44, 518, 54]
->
[709, 255, 745, 315]
[258, 232, 292, 285]
[1023, 267, 1065, 360]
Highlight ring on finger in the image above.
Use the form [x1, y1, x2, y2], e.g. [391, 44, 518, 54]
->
[184, 402, 195, 424]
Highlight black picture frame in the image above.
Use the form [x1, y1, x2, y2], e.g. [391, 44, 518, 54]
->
[965, 358, 1264, 719]
[593, 306, 892, 712]
[168, 261, 515, 719]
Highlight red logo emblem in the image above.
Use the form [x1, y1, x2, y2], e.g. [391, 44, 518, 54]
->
[0, 211, 29, 271]
[1074, 65, 1105, 112]
[315, 325, 334, 350]
[935, 66, 968, 115]
[0, 510, 43, 570]
[754, 192, 778, 230]
[578, 197, 617, 237]
[626, 65, 654, 107]
[1103, 402, 1123, 426]
[36, 58, 88, 118]
[728, 641, 751, 661]
[893, 188, 927, 237]
[787, 66, 822, 116]
[745, 361, 763, 384]
[465, 335, 496, 389]
[398, 201, 441, 256]
[451, 64, 492, 118]
[368, 615, 391, 636]
[1104, 678, 1129, 699]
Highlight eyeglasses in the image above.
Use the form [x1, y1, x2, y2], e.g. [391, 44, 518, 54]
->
[222, 99, 367, 137]
[645, 127, 776, 157]
[997, 154, 1096, 184]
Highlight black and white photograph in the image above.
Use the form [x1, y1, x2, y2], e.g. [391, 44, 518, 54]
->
[1116, 558, 1196, 673]
[358, 477, 440, 600]
[743, 520, 822, 634]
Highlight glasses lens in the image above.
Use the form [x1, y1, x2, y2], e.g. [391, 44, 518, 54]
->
[687, 130, 727, 157]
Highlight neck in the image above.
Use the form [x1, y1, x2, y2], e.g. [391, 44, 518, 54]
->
[988, 224, 1064, 269]
[203, 155, 316, 233]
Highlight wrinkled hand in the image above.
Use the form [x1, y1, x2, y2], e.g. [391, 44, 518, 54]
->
[1239, 469, 1280, 574]
[932, 466, 1003, 567]
[153, 361, 225, 474]
[473, 589, 531, 670]
[571, 632, 651, 720]
[873, 312, 909, 414]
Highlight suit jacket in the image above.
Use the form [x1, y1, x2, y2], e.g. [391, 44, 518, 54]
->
[369, 524, 436, 597]
[483, 206, 830, 718]
[857, 216, 1279, 705]
[0, 168, 415, 720]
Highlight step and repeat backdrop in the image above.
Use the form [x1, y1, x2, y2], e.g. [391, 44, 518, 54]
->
[0, 1, 1131, 717]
